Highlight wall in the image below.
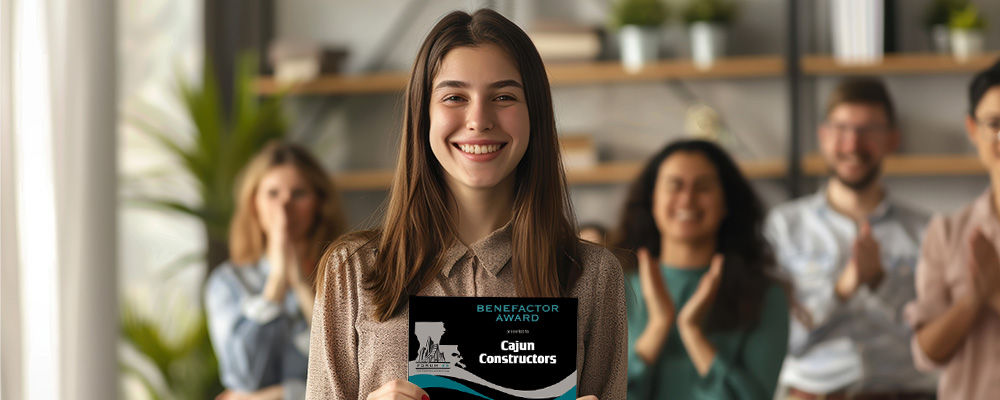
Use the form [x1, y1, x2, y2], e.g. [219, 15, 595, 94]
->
[275, 0, 997, 232]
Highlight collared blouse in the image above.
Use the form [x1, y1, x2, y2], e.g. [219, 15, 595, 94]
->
[304, 222, 627, 400]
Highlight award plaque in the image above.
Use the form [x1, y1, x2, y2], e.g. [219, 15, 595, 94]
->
[408, 296, 578, 400]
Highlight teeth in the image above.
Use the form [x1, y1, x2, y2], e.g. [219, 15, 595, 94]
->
[675, 210, 698, 221]
[457, 143, 501, 154]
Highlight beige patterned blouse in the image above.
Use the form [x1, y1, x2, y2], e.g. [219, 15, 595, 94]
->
[304, 222, 627, 400]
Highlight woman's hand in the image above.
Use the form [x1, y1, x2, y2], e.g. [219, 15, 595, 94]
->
[676, 254, 723, 376]
[633, 248, 674, 364]
[637, 248, 674, 329]
[576, 396, 598, 400]
[263, 205, 293, 303]
[677, 254, 724, 330]
[969, 229, 1000, 314]
[367, 380, 429, 400]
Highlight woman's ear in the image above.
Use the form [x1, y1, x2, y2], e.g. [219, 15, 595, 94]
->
[966, 115, 980, 143]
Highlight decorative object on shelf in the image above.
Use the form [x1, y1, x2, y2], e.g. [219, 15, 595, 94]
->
[528, 21, 603, 63]
[559, 135, 599, 170]
[611, 0, 668, 73]
[830, 0, 884, 65]
[948, 3, 986, 62]
[923, 0, 965, 54]
[268, 39, 347, 83]
[682, 0, 738, 69]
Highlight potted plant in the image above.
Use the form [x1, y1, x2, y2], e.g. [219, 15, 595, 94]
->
[949, 3, 987, 61]
[682, 0, 738, 69]
[611, 0, 668, 72]
[923, 0, 965, 53]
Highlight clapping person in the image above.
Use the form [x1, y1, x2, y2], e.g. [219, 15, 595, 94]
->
[905, 59, 1000, 400]
[615, 139, 790, 399]
[767, 78, 936, 399]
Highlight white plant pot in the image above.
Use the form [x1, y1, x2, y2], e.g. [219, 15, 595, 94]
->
[689, 22, 726, 70]
[619, 25, 660, 73]
[930, 24, 950, 54]
[951, 29, 984, 62]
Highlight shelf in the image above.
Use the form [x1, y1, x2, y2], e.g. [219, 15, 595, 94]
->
[255, 55, 784, 96]
[802, 154, 985, 176]
[332, 154, 985, 192]
[332, 158, 788, 192]
[802, 52, 1000, 76]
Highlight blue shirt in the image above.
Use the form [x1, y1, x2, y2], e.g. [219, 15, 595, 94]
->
[205, 258, 309, 399]
[765, 187, 937, 393]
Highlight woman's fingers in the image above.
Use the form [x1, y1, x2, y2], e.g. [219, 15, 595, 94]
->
[367, 380, 429, 400]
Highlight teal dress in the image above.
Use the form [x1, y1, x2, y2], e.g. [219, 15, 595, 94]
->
[626, 264, 789, 400]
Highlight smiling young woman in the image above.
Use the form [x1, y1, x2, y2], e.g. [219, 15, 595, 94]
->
[305, 9, 627, 400]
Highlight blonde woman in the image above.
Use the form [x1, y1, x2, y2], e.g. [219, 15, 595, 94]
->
[206, 141, 347, 400]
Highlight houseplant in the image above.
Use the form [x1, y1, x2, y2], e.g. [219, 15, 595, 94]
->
[124, 54, 287, 398]
[923, 0, 966, 53]
[682, 0, 738, 69]
[611, 0, 668, 72]
[128, 54, 287, 276]
[949, 3, 987, 61]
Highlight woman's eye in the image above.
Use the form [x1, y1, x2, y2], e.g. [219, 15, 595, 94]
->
[267, 189, 280, 198]
[495, 94, 516, 102]
[443, 95, 465, 103]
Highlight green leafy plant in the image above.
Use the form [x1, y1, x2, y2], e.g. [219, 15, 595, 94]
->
[611, 0, 669, 28]
[949, 3, 987, 30]
[124, 53, 287, 398]
[120, 301, 223, 399]
[682, 0, 738, 25]
[128, 53, 287, 275]
[923, 0, 967, 28]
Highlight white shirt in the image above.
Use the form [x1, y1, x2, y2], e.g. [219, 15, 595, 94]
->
[766, 186, 937, 393]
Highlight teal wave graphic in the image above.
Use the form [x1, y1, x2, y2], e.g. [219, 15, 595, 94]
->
[410, 374, 577, 400]
[410, 375, 493, 399]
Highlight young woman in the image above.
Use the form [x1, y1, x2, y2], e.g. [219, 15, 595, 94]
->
[305, 9, 627, 400]
[614, 140, 790, 399]
[206, 141, 347, 400]
[906, 59, 1000, 400]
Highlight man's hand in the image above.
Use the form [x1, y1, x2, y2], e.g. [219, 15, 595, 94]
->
[836, 221, 884, 300]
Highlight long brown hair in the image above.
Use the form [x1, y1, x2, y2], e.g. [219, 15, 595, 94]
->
[229, 141, 347, 272]
[320, 9, 581, 322]
[613, 139, 792, 332]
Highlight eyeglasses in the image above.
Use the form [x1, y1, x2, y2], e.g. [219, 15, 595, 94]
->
[822, 122, 890, 138]
[974, 117, 1000, 141]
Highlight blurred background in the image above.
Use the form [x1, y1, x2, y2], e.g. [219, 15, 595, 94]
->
[2, 0, 999, 399]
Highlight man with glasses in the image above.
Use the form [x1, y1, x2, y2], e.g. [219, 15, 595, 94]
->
[767, 77, 937, 399]
[905, 60, 1000, 400]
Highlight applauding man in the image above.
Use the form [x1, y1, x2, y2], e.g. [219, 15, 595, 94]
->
[767, 78, 937, 399]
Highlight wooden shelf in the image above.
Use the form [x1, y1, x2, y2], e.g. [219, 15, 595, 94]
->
[802, 154, 985, 176]
[255, 55, 784, 95]
[332, 154, 985, 191]
[802, 52, 1000, 76]
[332, 158, 788, 191]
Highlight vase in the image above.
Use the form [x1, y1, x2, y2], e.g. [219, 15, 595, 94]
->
[619, 25, 660, 73]
[689, 22, 726, 70]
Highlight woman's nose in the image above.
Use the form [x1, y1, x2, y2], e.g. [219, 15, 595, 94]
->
[466, 100, 495, 132]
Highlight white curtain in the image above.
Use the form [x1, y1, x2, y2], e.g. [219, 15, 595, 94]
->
[1, 0, 117, 399]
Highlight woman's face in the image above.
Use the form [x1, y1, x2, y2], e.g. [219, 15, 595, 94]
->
[428, 44, 530, 193]
[254, 165, 319, 242]
[967, 86, 1000, 172]
[651, 151, 726, 245]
